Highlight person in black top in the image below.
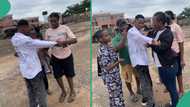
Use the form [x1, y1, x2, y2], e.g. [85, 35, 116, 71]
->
[149, 12, 178, 107]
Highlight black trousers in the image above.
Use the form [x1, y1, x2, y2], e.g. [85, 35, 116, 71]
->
[42, 66, 49, 91]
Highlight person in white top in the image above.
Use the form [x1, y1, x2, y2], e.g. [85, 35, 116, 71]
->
[127, 14, 159, 107]
[44, 12, 77, 103]
[11, 19, 65, 107]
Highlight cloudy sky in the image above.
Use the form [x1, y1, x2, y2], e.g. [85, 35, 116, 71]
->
[8, 0, 82, 21]
[92, 0, 190, 18]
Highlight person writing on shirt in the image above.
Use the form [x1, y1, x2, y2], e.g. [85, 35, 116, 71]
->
[95, 30, 125, 107]
[127, 14, 157, 107]
[44, 12, 77, 103]
[11, 19, 66, 107]
[165, 10, 185, 97]
[149, 11, 179, 107]
[112, 19, 140, 102]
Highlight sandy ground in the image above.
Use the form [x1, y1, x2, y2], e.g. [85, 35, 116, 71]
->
[0, 22, 90, 107]
[92, 26, 190, 107]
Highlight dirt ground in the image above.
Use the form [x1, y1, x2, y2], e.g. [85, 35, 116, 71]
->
[92, 26, 190, 107]
[0, 22, 90, 107]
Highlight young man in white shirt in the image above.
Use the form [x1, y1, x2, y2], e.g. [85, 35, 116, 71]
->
[11, 19, 64, 107]
[44, 12, 77, 103]
[127, 15, 158, 107]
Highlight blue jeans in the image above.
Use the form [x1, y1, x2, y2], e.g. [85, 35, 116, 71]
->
[158, 62, 179, 107]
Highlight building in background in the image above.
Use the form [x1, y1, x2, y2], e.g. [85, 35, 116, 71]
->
[0, 15, 14, 29]
[0, 15, 40, 39]
[92, 13, 124, 32]
[92, 13, 124, 42]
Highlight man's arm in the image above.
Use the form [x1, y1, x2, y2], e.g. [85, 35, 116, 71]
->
[150, 32, 173, 54]
[25, 39, 57, 48]
[178, 42, 185, 68]
[129, 30, 153, 44]
[64, 26, 77, 45]
[176, 24, 185, 68]
[114, 31, 128, 51]
[61, 38, 77, 45]
[106, 61, 120, 71]
[106, 59, 124, 71]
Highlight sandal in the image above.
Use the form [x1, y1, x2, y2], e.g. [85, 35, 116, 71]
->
[59, 93, 67, 103]
[67, 92, 76, 103]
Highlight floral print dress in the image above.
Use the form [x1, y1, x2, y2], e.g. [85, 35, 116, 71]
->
[97, 44, 125, 107]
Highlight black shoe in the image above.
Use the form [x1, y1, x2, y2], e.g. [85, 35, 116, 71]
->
[141, 98, 147, 106]
[152, 104, 155, 107]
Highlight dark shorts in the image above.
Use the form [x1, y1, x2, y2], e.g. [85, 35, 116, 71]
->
[51, 54, 75, 79]
[176, 53, 182, 76]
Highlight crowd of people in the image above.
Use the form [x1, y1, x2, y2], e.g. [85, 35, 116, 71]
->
[11, 12, 77, 107]
[10, 9, 186, 107]
[95, 10, 185, 107]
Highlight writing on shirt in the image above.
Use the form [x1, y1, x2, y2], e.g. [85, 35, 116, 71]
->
[47, 32, 67, 40]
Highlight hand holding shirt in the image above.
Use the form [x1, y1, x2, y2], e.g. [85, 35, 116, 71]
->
[127, 26, 153, 67]
[45, 25, 76, 59]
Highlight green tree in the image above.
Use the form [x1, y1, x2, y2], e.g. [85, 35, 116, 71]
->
[62, 0, 90, 17]
[177, 7, 190, 25]
[178, 7, 190, 19]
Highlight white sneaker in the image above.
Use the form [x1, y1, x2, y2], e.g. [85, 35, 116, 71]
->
[141, 102, 147, 106]
[141, 98, 147, 106]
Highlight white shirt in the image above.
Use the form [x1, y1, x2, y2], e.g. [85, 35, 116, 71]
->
[127, 26, 153, 67]
[153, 29, 166, 67]
[11, 32, 57, 79]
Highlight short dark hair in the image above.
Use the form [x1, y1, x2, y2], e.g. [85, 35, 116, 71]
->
[17, 19, 29, 27]
[165, 10, 175, 20]
[116, 19, 127, 27]
[135, 14, 145, 20]
[49, 12, 60, 19]
[94, 30, 104, 40]
[154, 11, 167, 25]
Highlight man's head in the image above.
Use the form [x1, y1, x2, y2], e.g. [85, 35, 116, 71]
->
[48, 12, 60, 29]
[165, 10, 175, 25]
[94, 30, 111, 44]
[17, 19, 31, 35]
[152, 11, 167, 31]
[165, 10, 175, 20]
[134, 14, 145, 30]
[116, 19, 132, 33]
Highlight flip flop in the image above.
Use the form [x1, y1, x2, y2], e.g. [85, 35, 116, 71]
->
[130, 95, 139, 103]
[59, 93, 67, 103]
[67, 93, 76, 103]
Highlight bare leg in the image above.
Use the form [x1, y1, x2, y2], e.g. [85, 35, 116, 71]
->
[56, 77, 67, 103]
[177, 75, 184, 97]
[135, 76, 141, 95]
[126, 82, 135, 95]
[66, 76, 76, 103]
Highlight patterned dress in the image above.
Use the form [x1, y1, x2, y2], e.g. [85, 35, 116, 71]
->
[97, 44, 125, 107]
